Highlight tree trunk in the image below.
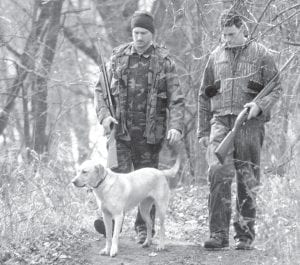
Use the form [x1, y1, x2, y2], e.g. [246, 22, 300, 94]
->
[94, 0, 137, 46]
[0, 0, 50, 136]
[32, 0, 64, 154]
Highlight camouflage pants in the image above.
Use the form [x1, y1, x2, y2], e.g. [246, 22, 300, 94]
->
[206, 115, 264, 240]
[112, 112, 162, 233]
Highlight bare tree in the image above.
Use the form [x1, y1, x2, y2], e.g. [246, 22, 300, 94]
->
[1, 0, 64, 155]
[32, 0, 64, 154]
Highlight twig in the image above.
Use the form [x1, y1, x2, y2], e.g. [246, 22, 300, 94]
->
[3, 43, 21, 58]
[261, 10, 300, 38]
[249, 0, 274, 40]
[68, 0, 97, 51]
[284, 41, 300, 47]
[62, 8, 91, 15]
[272, 3, 300, 21]
[63, 27, 98, 64]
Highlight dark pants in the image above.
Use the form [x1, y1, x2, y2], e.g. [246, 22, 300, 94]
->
[112, 121, 161, 233]
[206, 115, 264, 240]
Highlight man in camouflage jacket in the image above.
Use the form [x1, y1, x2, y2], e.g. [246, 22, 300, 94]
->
[94, 11, 184, 243]
[197, 10, 281, 250]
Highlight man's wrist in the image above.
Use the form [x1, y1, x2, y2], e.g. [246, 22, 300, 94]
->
[100, 113, 111, 125]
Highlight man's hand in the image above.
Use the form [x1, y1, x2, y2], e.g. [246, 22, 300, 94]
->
[167, 129, 182, 145]
[198, 136, 209, 148]
[102, 116, 118, 136]
[244, 102, 261, 120]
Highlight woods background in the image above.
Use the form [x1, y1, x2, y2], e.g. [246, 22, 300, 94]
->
[0, 0, 299, 264]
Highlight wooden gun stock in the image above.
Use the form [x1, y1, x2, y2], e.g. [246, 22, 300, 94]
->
[215, 108, 248, 164]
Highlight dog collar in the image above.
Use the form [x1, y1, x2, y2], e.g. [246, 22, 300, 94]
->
[92, 171, 107, 189]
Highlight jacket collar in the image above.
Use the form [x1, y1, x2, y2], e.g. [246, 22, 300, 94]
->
[223, 38, 252, 51]
[126, 43, 154, 58]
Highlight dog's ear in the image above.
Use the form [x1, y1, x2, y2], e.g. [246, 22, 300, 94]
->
[96, 164, 106, 177]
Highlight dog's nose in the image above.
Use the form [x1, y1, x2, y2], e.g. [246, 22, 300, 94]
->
[72, 178, 85, 188]
[72, 178, 79, 186]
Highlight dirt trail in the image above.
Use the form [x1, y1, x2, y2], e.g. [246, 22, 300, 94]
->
[77, 186, 273, 265]
[83, 236, 270, 265]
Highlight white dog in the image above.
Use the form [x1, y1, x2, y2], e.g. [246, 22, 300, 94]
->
[72, 155, 180, 257]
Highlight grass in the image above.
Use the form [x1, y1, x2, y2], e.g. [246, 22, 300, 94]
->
[0, 145, 299, 264]
[256, 173, 300, 264]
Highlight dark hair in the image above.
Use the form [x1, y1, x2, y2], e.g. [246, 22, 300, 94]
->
[220, 10, 244, 29]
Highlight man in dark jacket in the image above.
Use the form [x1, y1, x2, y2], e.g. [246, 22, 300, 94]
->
[197, 10, 281, 250]
[94, 10, 184, 243]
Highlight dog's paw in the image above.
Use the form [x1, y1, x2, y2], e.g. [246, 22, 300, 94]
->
[100, 247, 110, 256]
[109, 245, 118, 257]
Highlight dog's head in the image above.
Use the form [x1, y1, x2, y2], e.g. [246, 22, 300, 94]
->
[72, 160, 106, 188]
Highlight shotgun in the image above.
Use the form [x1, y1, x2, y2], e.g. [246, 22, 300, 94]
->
[96, 38, 118, 168]
[215, 54, 295, 164]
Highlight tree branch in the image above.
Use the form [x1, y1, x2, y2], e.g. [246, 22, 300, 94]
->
[249, 0, 274, 40]
[272, 3, 300, 21]
[261, 10, 300, 38]
[0, 0, 52, 135]
[284, 41, 300, 47]
[63, 26, 98, 64]
[62, 8, 91, 15]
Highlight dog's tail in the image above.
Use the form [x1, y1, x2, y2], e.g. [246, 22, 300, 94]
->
[161, 153, 181, 179]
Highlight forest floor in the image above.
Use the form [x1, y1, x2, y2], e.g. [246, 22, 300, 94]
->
[0, 185, 290, 265]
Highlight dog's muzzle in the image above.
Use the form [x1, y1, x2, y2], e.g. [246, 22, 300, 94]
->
[72, 179, 86, 188]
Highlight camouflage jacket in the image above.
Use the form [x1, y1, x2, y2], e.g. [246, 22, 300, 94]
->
[197, 41, 282, 138]
[95, 42, 185, 144]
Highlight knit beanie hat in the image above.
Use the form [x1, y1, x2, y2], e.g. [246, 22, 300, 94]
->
[131, 11, 154, 34]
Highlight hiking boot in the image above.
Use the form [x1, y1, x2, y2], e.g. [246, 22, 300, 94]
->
[235, 237, 253, 250]
[136, 230, 147, 244]
[136, 227, 155, 244]
[204, 234, 229, 249]
[94, 219, 120, 237]
[94, 219, 106, 237]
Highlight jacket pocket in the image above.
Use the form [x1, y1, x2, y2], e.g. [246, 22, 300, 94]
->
[241, 80, 263, 103]
[155, 115, 167, 142]
[156, 91, 167, 114]
[245, 80, 264, 94]
[110, 80, 120, 96]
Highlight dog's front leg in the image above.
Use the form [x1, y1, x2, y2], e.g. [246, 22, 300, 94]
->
[100, 211, 112, 256]
[110, 213, 123, 257]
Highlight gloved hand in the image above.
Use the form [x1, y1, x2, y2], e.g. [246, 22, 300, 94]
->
[204, 80, 221, 98]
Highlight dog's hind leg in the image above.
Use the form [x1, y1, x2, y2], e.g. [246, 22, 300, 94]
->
[100, 210, 112, 256]
[139, 198, 154, 248]
[155, 193, 169, 251]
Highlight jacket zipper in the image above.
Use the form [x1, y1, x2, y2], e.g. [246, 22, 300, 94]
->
[230, 48, 241, 114]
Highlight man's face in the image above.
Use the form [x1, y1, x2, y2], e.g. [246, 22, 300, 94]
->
[222, 25, 245, 47]
[132, 27, 153, 50]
